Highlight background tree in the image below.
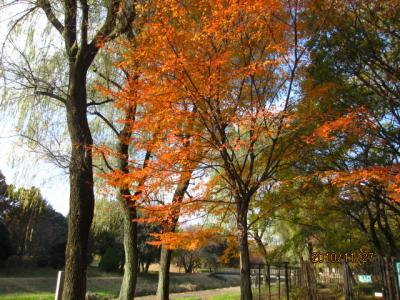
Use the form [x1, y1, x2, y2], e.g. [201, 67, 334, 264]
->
[0, 170, 68, 267]
[300, 0, 400, 257]
[174, 248, 201, 274]
[2, 186, 47, 256]
[90, 198, 161, 274]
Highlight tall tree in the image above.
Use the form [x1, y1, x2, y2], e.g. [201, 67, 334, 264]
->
[94, 80, 142, 300]
[116, 1, 313, 298]
[1, 1, 136, 298]
[99, 33, 207, 297]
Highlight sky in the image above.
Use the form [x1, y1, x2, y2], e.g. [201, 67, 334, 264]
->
[0, 123, 70, 215]
[0, 4, 70, 216]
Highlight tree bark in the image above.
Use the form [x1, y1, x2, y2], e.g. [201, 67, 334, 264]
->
[157, 246, 172, 300]
[254, 236, 268, 265]
[119, 203, 138, 300]
[63, 69, 95, 300]
[376, 202, 398, 256]
[238, 214, 252, 300]
[157, 178, 191, 300]
[32, 2, 137, 299]
[116, 104, 139, 300]
[254, 236, 269, 285]
[143, 261, 150, 273]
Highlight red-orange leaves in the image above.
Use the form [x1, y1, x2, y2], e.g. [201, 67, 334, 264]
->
[98, 0, 309, 254]
[324, 165, 400, 202]
[314, 108, 373, 141]
[148, 228, 220, 251]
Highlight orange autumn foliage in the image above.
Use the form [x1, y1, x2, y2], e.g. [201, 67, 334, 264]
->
[325, 165, 400, 203]
[314, 107, 374, 141]
[148, 228, 220, 251]
[99, 0, 314, 256]
[219, 235, 240, 264]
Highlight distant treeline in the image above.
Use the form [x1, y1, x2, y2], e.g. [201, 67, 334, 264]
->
[0, 170, 67, 268]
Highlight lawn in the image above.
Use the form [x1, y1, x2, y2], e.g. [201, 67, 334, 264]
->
[209, 292, 240, 300]
[207, 285, 280, 300]
[0, 294, 54, 300]
[0, 267, 240, 299]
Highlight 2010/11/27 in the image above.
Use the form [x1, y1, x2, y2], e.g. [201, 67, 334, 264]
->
[311, 250, 374, 264]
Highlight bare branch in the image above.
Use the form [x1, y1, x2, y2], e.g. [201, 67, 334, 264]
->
[19, 133, 70, 169]
[91, 66, 123, 90]
[63, 0, 77, 54]
[89, 110, 120, 136]
[87, 98, 114, 107]
[37, 0, 64, 35]
[101, 152, 114, 172]
[79, 0, 88, 46]
[35, 90, 67, 104]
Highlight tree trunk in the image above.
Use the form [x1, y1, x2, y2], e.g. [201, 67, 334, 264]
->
[63, 70, 95, 300]
[254, 237, 269, 286]
[366, 204, 384, 256]
[157, 246, 172, 300]
[117, 105, 139, 300]
[32, 1, 137, 297]
[238, 215, 252, 300]
[377, 204, 398, 256]
[144, 261, 151, 273]
[119, 204, 138, 300]
[156, 178, 191, 300]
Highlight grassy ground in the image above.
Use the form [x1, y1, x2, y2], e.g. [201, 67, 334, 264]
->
[0, 294, 54, 300]
[209, 292, 239, 300]
[205, 286, 279, 300]
[0, 267, 240, 299]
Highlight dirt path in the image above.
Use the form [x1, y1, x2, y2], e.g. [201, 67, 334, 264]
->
[135, 286, 240, 300]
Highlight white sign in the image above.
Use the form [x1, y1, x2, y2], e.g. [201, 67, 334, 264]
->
[358, 274, 372, 283]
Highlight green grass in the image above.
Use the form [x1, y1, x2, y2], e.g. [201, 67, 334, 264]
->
[210, 292, 240, 300]
[0, 293, 53, 300]
[176, 297, 202, 300]
[0, 267, 240, 298]
[209, 285, 279, 300]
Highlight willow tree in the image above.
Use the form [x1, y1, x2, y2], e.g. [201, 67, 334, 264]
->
[0, 1, 135, 299]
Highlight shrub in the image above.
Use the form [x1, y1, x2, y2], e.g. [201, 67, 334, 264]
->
[49, 242, 66, 269]
[99, 247, 120, 272]
[0, 223, 12, 264]
[35, 255, 49, 267]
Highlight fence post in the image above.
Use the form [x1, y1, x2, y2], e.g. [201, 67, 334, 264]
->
[342, 261, 353, 300]
[379, 257, 387, 299]
[297, 267, 301, 287]
[268, 264, 271, 300]
[278, 263, 281, 300]
[393, 257, 400, 300]
[285, 262, 289, 300]
[258, 264, 261, 300]
[385, 258, 394, 299]
[54, 270, 64, 300]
